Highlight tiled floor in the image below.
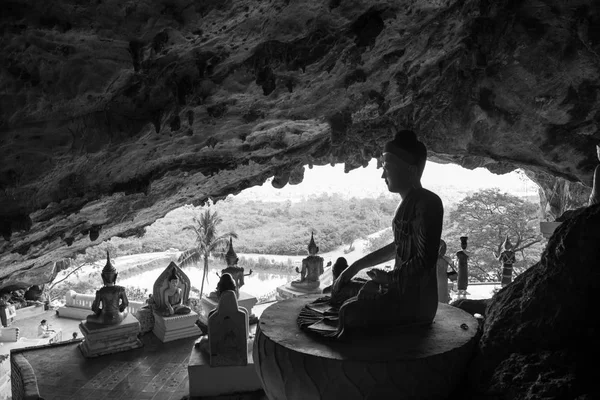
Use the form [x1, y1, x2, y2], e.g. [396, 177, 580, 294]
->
[4, 303, 275, 400]
[20, 332, 194, 400]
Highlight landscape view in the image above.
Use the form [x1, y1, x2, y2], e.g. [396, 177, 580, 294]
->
[46, 160, 545, 306]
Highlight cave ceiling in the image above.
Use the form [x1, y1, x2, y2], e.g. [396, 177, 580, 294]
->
[1, 0, 599, 290]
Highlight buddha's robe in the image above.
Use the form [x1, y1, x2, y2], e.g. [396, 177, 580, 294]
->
[436, 255, 452, 304]
[166, 288, 191, 315]
[345, 187, 443, 326]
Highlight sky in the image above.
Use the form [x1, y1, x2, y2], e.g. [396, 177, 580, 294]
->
[234, 159, 539, 207]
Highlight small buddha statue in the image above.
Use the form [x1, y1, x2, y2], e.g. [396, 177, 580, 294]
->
[298, 130, 444, 339]
[162, 269, 192, 317]
[497, 235, 516, 287]
[86, 252, 129, 325]
[456, 236, 469, 299]
[291, 233, 324, 290]
[210, 237, 252, 298]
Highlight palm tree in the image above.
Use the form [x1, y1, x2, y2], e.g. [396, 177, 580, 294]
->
[178, 209, 237, 298]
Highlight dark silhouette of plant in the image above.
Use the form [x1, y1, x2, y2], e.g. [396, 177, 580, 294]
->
[178, 209, 237, 297]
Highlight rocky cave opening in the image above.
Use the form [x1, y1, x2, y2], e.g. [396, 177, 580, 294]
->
[1, 0, 600, 398]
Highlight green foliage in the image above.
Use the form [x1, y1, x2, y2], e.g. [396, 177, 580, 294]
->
[444, 188, 543, 282]
[124, 286, 149, 302]
[365, 228, 393, 253]
[237, 256, 294, 273]
[75, 194, 399, 259]
[214, 193, 397, 255]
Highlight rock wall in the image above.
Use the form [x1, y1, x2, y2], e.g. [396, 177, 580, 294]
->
[470, 204, 600, 399]
[1, 0, 600, 288]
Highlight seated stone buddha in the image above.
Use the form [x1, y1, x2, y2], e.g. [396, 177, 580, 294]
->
[298, 130, 444, 338]
[86, 252, 129, 325]
[162, 269, 192, 317]
[152, 261, 192, 317]
[290, 233, 324, 291]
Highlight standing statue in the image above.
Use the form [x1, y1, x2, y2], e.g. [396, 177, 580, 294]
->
[290, 233, 325, 290]
[436, 240, 454, 304]
[162, 268, 192, 316]
[86, 252, 129, 325]
[298, 129, 444, 338]
[497, 236, 516, 287]
[456, 236, 469, 300]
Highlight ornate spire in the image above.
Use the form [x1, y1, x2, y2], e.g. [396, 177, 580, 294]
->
[225, 236, 238, 267]
[308, 232, 318, 254]
[101, 250, 118, 284]
[502, 235, 513, 250]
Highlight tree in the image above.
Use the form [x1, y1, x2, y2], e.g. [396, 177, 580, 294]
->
[178, 209, 237, 298]
[44, 246, 115, 302]
[445, 188, 543, 282]
[341, 224, 365, 252]
[365, 228, 393, 253]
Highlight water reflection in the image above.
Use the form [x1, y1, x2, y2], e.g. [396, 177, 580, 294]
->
[120, 266, 295, 297]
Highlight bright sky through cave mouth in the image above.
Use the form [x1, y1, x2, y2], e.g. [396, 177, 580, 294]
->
[235, 159, 538, 207]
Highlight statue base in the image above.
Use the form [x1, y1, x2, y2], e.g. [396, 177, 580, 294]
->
[152, 311, 201, 343]
[254, 295, 479, 400]
[188, 338, 262, 397]
[0, 327, 19, 342]
[78, 313, 142, 358]
[200, 291, 258, 320]
[276, 284, 322, 301]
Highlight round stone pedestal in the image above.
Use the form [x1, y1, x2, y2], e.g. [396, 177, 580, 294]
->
[253, 295, 479, 400]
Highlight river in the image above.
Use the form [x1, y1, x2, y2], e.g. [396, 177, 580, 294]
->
[120, 266, 295, 298]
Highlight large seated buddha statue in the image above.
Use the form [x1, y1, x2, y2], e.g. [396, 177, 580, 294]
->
[290, 233, 324, 291]
[86, 252, 129, 326]
[297, 130, 444, 338]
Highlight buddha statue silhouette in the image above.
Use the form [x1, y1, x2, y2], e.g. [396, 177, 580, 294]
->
[290, 232, 324, 290]
[162, 268, 192, 317]
[298, 129, 444, 338]
[86, 252, 129, 325]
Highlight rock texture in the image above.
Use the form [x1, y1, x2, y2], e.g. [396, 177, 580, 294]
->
[1, 0, 600, 288]
[470, 204, 600, 399]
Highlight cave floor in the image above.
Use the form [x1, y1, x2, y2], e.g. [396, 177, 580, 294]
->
[4, 303, 274, 400]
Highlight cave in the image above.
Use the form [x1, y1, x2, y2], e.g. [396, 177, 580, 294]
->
[1, 0, 599, 399]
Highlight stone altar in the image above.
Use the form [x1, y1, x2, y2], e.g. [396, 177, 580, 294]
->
[255, 295, 479, 400]
[208, 290, 249, 366]
[188, 282, 261, 397]
[79, 313, 142, 358]
[152, 261, 201, 342]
